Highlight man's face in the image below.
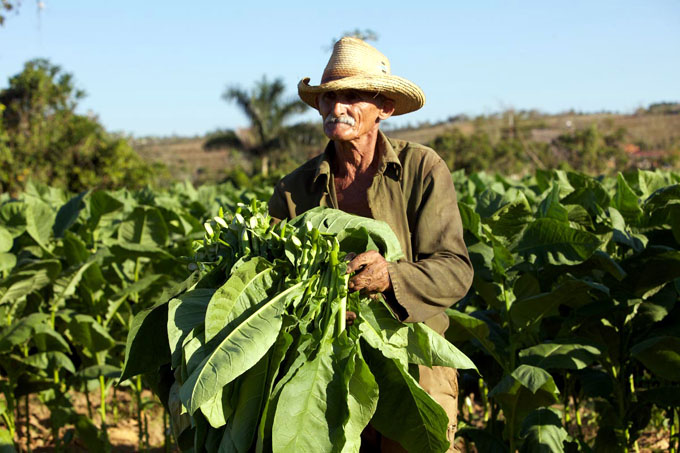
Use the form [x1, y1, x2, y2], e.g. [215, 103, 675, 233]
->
[317, 90, 393, 142]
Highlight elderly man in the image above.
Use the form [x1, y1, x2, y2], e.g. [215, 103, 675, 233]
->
[268, 37, 473, 452]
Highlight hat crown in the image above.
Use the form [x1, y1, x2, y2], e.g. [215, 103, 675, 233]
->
[321, 37, 392, 84]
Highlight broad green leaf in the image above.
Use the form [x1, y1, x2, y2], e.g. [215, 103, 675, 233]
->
[118, 206, 169, 247]
[292, 207, 404, 262]
[204, 257, 274, 342]
[0, 253, 16, 274]
[68, 314, 115, 356]
[519, 341, 602, 370]
[489, 365, 560, 439]
[53, 190, 88, 238]
[73, 414, 109, 452]
[104, 273, 163, 327]
[200, 386, 230, 429]
[621, 249, 680, 298]
[78, 364, 120, 379]
[562, 172, 610, 218]
[341, 353, 379, 453]
[167, 288, 214, 368]
[514, 218, 601, 265]
[407, 322, 477, 370]
[23, 351, 75, 374]
[612, 173, 643, 225]
[272, 342, 339, 453]
[33, 324, 71, 353]
[0, 259, 61, 305]
[0, 313, 50, 350]
[630, 336, 680, 381]
[510, 277, 609, 328]
[231, 353, 270, 452]
[537, 184, 569, 222]
[367, 350, 450, 453]
[120, 300, 171, 382]
[0, 227, 12, 253]
[0, 202, 26, 238]
[358, 302, 409, 365]
[25, 198, 55, 248]
[181, 281, 306, 413]
[519, 408, 569, 453]
[0, 427, 16, 453]
[445, 309, 500, 364]
[51, 260, 97, 309]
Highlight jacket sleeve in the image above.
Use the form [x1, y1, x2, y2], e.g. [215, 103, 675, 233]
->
[387, 159, 473, 323]
[268, 181, 290, 221]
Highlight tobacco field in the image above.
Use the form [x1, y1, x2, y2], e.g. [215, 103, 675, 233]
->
[1, 168, 679, 452]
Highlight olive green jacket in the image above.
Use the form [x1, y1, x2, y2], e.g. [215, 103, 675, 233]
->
[268, 131, 473, 334]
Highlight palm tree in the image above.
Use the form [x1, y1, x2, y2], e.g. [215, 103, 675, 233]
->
[205, 76, 318, 177]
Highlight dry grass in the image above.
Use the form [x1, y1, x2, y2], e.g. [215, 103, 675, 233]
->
[133, 112, 680, 184]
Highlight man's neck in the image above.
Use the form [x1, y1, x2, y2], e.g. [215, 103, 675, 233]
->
[332, 128, 381, 179]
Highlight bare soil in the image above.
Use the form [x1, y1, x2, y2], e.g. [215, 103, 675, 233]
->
[14, 389, 174, 452]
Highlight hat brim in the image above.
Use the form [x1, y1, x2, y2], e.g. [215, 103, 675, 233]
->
[297, 76, 425, 116]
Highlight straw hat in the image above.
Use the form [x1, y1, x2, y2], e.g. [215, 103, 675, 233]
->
[298, 37, 425, 116]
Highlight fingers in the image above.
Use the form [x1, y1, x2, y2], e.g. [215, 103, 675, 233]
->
[345, 310, 357, 326]
[345, 250, 382, 274]
[347, 251, 391, 294]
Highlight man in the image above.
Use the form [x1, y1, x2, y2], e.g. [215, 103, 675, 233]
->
[268, 37, 473, 452]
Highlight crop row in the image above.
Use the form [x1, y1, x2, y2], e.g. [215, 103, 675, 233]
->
[0, 168, 679, 452]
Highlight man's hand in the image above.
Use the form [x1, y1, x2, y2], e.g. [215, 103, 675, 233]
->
[346, 250, 392, 295]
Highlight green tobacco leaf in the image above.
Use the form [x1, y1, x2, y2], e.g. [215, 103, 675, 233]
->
[24, 351, 75, 374]
[562, 173, 610, 217]
[181, 281, 306, 414]
[77, 364, 120, 380]
[358, 302, 409, 365]
[25, 198, 55, 248]
[104, 273, 163, 327]
[612, 173, 643, 225]
[621, 249, 680, 298]
[630, 336, 680, 381]
[510, 277, 608, 329]
[73, 414, 109, 452]
[204, 257, 274, 342]
[519, 408, 569, 453]
[514, 218, 601, 266]
[0, 253, 16, 274]
[33, 324, 70, 353]
[53, 191, 88, 238]
[0, 202, 27, 238]
[167, 288, 214, 369]
[489, 365, 559, 439]
[68, 314, 115, 356]
[368, 351, 450, 453]
[0, 426, 16, 453]
[537, 184, 569, 222]
[445, 309, 502, 366]
[118, 206, 169, 248]
[342, 353, 379, 453]
[231, 353, 270, 452]
[292, 207, 404, 262]
[272, 341, 342, 453]
[0, 313, 50, 350]
[519, 341, 602, 370]
[0, 259, 61, 305]
[0, 227, 12, 253]
[408, 322, 477, 370]
[119, 301, 171, 382]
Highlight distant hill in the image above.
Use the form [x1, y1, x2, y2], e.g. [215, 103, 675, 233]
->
[133, 108, 680, 184]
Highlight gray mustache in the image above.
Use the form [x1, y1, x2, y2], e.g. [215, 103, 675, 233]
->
[324, 115, 356, 126]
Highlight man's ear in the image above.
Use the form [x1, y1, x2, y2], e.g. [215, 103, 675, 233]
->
[378, 98, 395, 120]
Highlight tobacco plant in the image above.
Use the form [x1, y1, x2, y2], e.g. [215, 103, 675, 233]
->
[121, 201, 476, 453]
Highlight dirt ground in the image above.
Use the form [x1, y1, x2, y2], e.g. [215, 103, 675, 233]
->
[12, 389, 673, 452]
[14, 389, 173, 452]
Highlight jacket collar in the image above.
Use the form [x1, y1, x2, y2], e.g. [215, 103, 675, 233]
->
[311, 130, 403, 188]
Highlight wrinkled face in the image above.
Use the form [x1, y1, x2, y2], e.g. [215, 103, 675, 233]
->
[317, 90, 394, 142]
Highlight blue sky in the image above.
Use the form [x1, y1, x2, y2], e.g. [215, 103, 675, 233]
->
[1, 0, 679, 137]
